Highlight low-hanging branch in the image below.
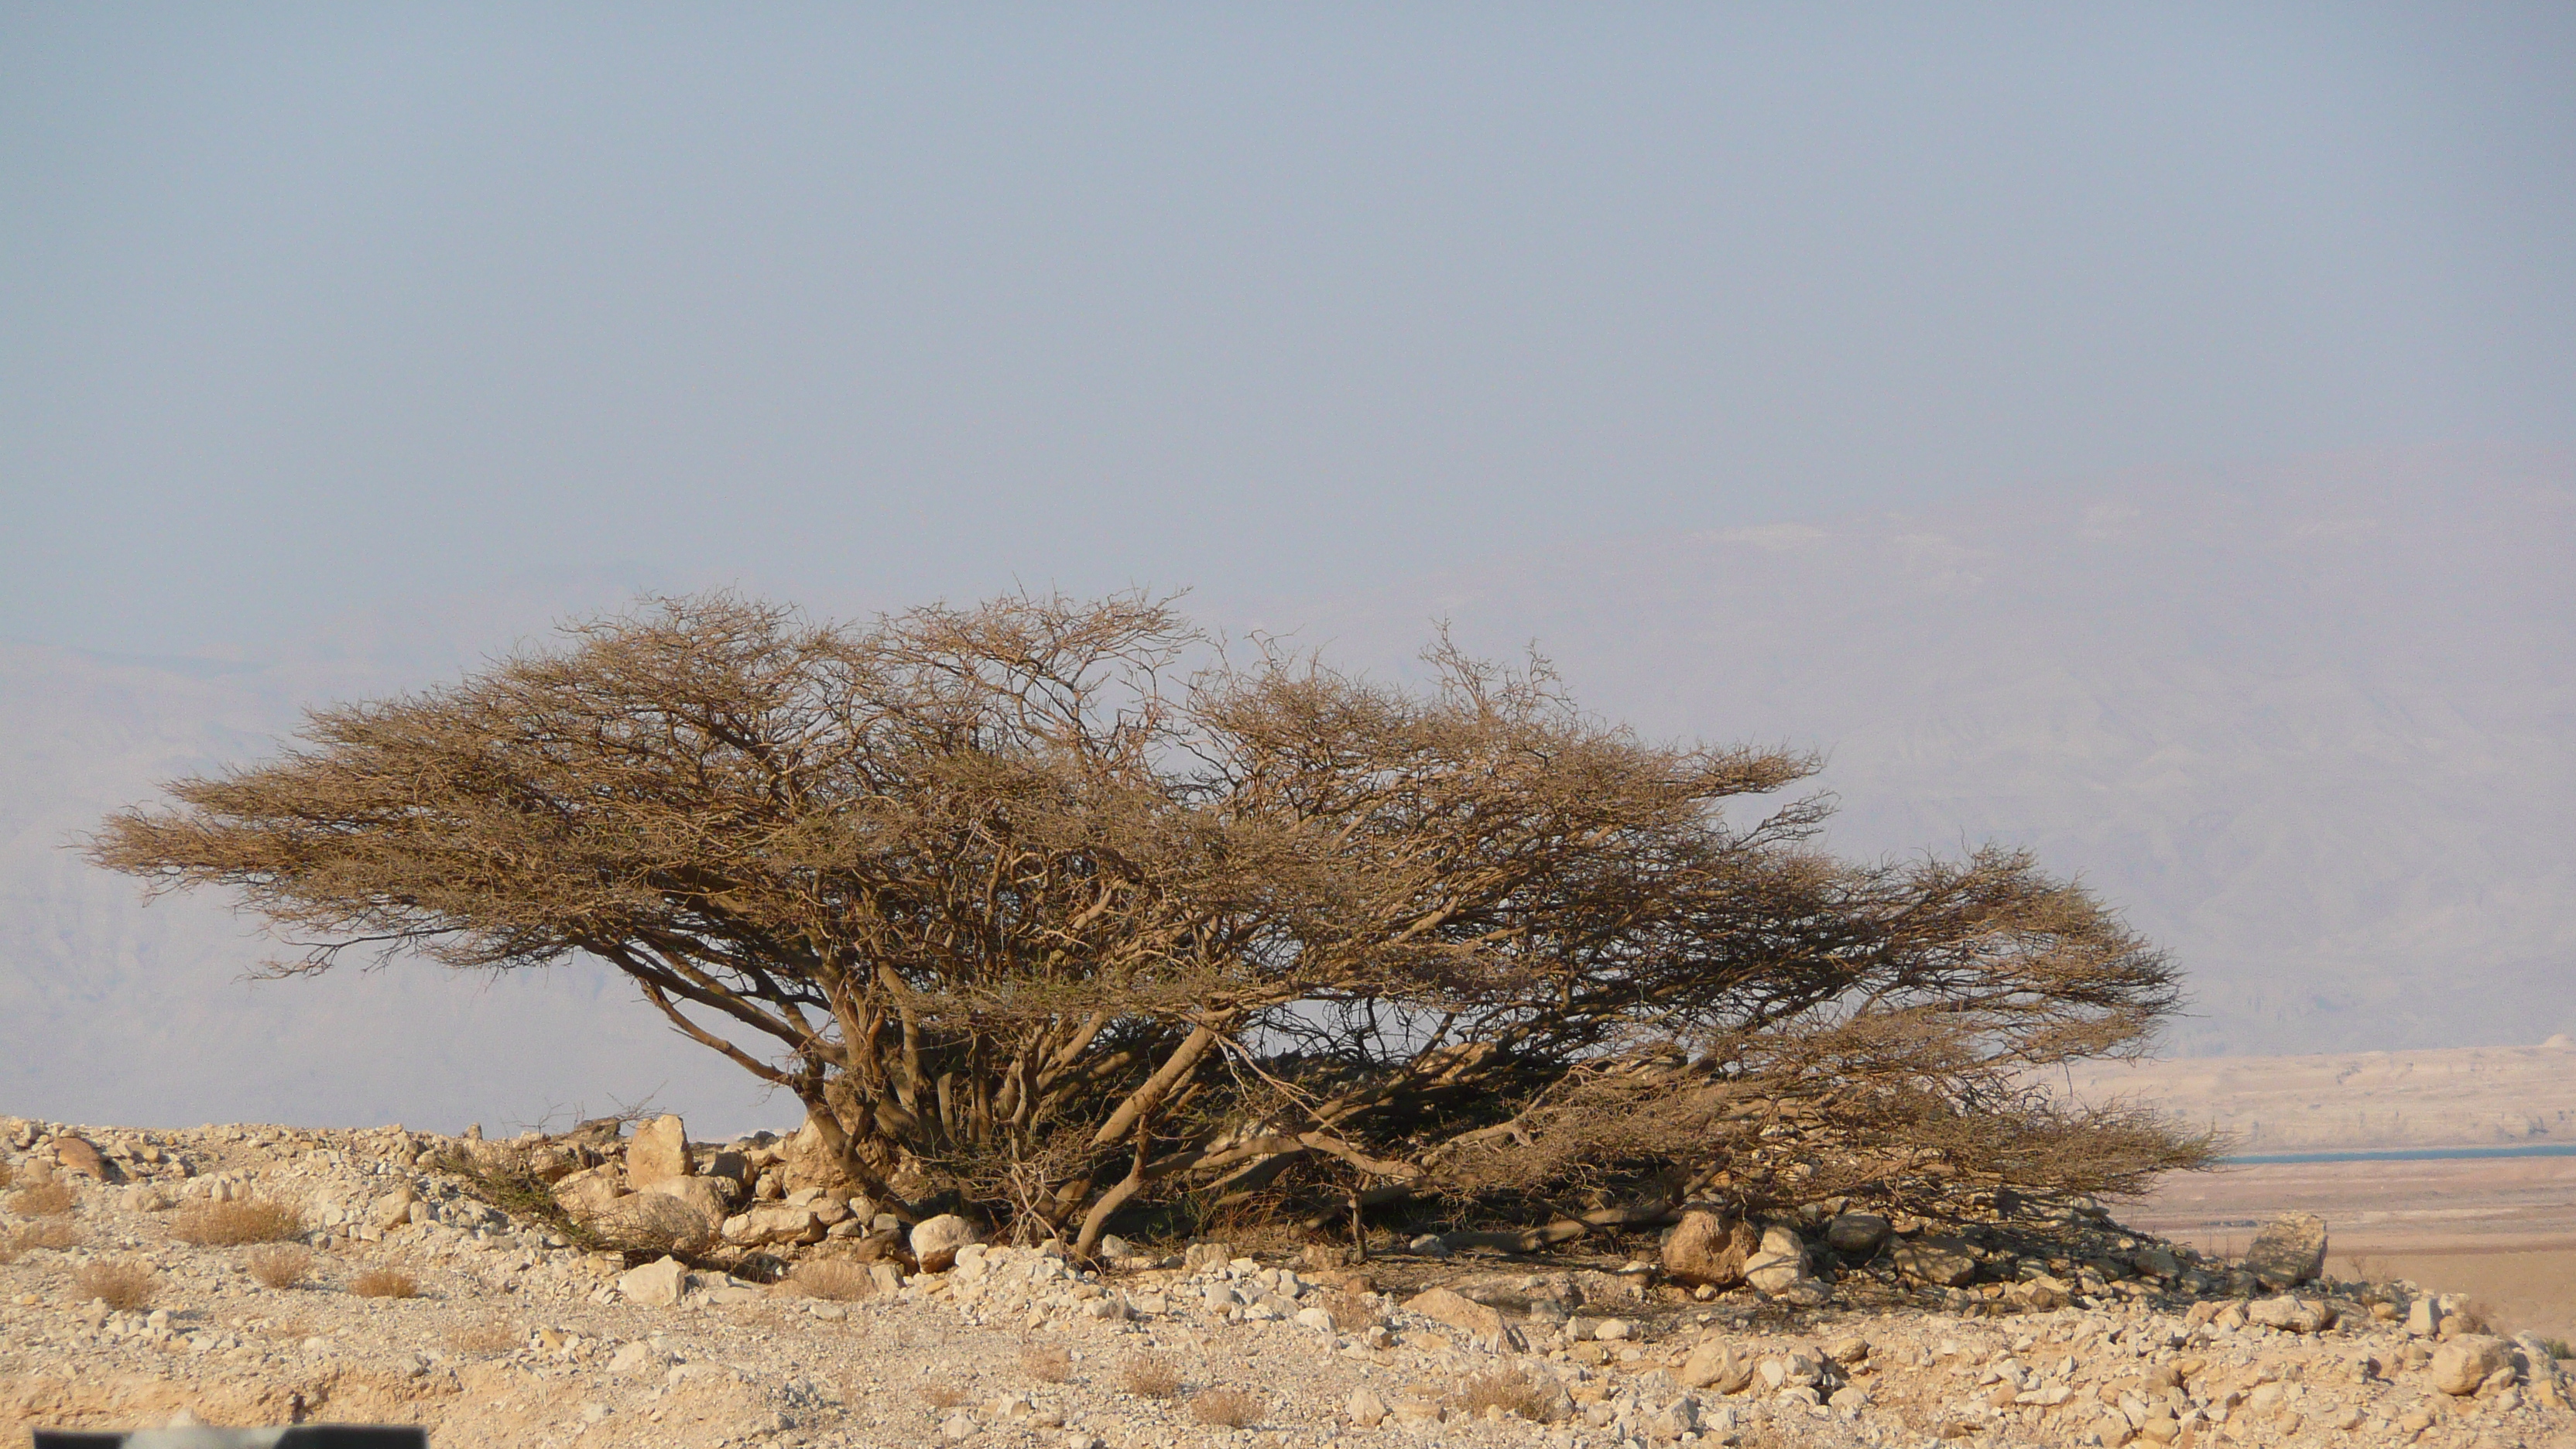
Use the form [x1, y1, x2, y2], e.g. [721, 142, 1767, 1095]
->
[90, 591, 2214, 1252]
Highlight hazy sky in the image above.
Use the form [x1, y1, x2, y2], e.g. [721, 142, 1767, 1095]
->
[4, 5, 2571, 660]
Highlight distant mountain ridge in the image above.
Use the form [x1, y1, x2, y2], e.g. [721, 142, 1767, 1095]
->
[3, 447, 2567, 1130]
[1271, 447, 2574, 1057]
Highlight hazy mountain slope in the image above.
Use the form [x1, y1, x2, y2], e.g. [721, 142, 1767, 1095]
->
[0, 642, 767, 1133]
[1274, 448, 2574, 1055]
[2, 447, 2567, 1134]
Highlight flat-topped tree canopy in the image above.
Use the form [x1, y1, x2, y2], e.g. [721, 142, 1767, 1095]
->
[91, 592, 2211, 1252]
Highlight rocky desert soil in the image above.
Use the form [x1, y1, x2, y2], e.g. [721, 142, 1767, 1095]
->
[4, 1115, 2573, 1449]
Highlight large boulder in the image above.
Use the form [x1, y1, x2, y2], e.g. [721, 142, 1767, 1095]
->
[53, 1136, 111, 1181]
[1742, 1223, 1810, 1295]
[625, 1115, 692, 1190]
[1663, 1211, 1760, 1288]
[2429, 1335, 2513, 1396]
[909, 1213, 978, 1272]
[2242, 1212, 2328, 1290]
[1892, 1235, 1979, 1287]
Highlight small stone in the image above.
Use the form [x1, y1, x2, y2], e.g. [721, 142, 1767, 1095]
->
[1892, 1235, 1980, 1288]
[1663, 1209, 1761, 1288]
[616, 1255, 689, 1308]
[1595, 1318, 1632, 1342]
[1680, 1339, 1753, 1393]
[940, 1410, 978, 1441]
[54, 1136, 109, 1180]
[1348, 1386, 1389, 1427]
[1742, 1223, 1809, 1294]
[1824, 1212, 1890, 1255]
[369, 1184, 417, 1231]
[911, 1214, 977, 1273]
[2428, 1334, 2511, 1396]
[2242, 1212, 2328, 1290]
[625, 1115, 691, 1190]
[1294, 1306, 1334, 1332]
[607, 1340, 664, 1374]
[1404, 1286, 1520, 1348]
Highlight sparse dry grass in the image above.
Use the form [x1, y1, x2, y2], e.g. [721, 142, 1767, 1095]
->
[261, 1315, 315, 1341]
[785, 1259, 875, 1301]
[920, 1384, 967, 1410]
[1190, 1388, 1261, 1428]
[1021, 1343, 1074, 1382]
[0, 1156, 15, 1189]
[8, 1182, 77, 1217]
[12, 1220, 83, 1252]
[1120, 1357, 1183, 1399]
[444, 1319, 519, 1355]
[170, 1199, 303, 1246]
[1320, 1289, 1378, 1332]
[1452, 1366, 1550, 1420]
[73, 1259, 156, 1311]
[245, 1245, 313, 1290]
[348, 1267, 419, 1300]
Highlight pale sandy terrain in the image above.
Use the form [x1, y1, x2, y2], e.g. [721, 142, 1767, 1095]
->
[2060, 1038, 2576, 1156]
[2081, 1041, 2576, 1345]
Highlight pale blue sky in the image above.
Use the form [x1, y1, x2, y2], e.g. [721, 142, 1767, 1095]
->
[4, 5, 2570, 660]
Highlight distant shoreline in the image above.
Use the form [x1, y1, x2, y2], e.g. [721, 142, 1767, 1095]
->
[2222, 1143, 2576, 1165]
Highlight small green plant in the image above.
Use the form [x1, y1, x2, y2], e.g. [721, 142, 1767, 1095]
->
[74, 1259, 156, 1311]
[2539, 1337, 2571, 1364]
[429, 1147, 605, 1251]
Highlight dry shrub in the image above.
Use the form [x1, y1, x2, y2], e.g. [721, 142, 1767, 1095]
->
[9, 1182, 77, 1217]
[74, 1259, 156, 1311]
[1022, 1343, 1074, 1382]
[785, 1259, 875, 1301]
[14, 1220, 83, 1252]
[245, 1245, 313, 1289]
[920, 1384, 967, 1410]
[0, 1157, 14, 1189]
[348, 1267, 419, 1299]
[1320, 1290, 1378, 1332]
[1121, 1358, 1183, 1399]
[445, 1319, 519, 1355]
[170, 1199, 303, 1246]
[1453, 1366, 1549, 1420]
[1190, 1388, 1261, 1428]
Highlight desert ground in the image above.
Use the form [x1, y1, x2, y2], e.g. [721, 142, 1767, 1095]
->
[2070, 1040, 2576, 1345]
[5, 1112, 2576, 1449]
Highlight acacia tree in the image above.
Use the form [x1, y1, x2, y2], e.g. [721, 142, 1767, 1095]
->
[91, 594, 2210, 1252]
